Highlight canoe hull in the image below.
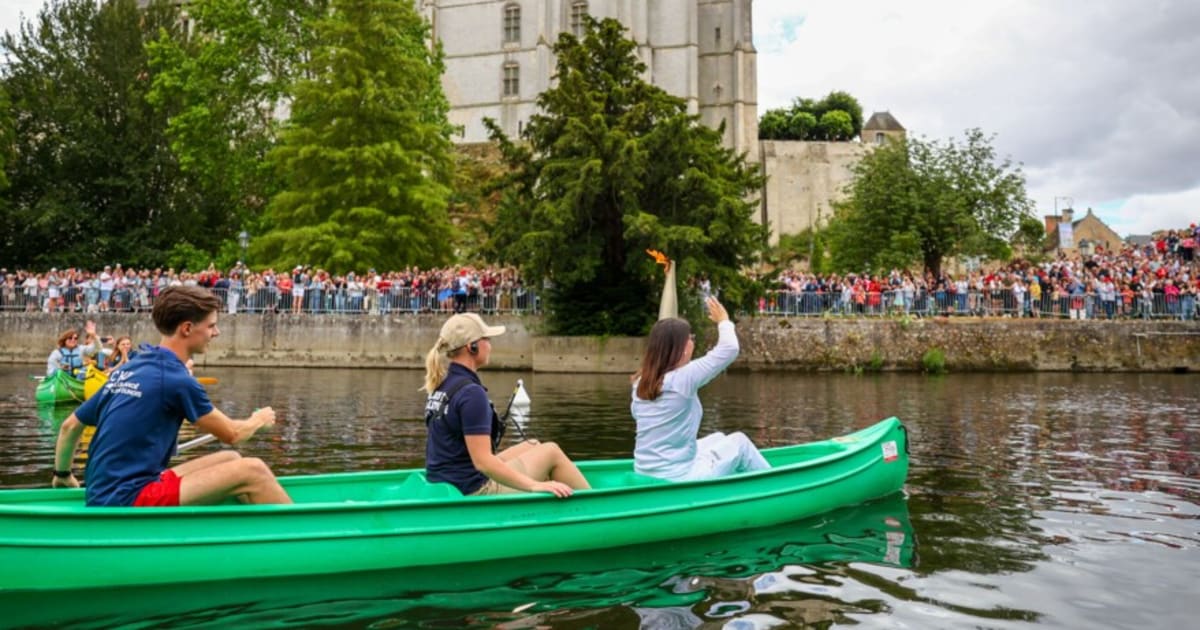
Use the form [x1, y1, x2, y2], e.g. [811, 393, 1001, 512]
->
[1, 494, 913, 627]
[0, 418, 908, 592]
[83, 364, 107, 400]
[34, 370, 84, 406]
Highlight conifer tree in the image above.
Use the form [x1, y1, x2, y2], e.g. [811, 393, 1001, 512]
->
[257, 0, 455, 272]
[487, 17, 766, 335]
[0, 87, 10, 192]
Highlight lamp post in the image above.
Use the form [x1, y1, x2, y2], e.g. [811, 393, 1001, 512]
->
[237, 230, 250, 264]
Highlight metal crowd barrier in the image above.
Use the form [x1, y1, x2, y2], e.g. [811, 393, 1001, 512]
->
[758, 289, 1198, 320]
[4, 284, 1196, 320]
[221, 287, 542, 315]
[1, 285, 543, 315]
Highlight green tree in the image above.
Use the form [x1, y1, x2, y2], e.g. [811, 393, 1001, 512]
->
[0, 86, 11, 192]
[826, 129, 1033, 276]
[818, 110, 854, 141]
[758, 90, 863, 141]
[770, 228, 827, 274]
[254, 0, 455, 273]
[787, 111, 818, 140]
[146, 0, 328, 243]
[758, 108, 789, 140]
[486, 17, 766, 335]
[448, 145, 510, 262]
[818, 90, 864, 139]
[1012, 214, 1050, 259]
[0, 0, 207, 267]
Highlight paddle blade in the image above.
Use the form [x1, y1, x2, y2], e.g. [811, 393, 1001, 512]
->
[196, 377, 218, 386]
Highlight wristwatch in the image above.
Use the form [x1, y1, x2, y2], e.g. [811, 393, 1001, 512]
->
[53, 469, 72, 478]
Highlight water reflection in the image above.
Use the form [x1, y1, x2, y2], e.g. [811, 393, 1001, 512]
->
[2, 367, 1198, 628]
[0, 494, 912, 628]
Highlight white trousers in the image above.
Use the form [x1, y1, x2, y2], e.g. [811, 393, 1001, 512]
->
[680, 431, 771, 481]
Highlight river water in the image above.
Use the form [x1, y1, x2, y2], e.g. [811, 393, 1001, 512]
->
[1, 365, 1198, 628]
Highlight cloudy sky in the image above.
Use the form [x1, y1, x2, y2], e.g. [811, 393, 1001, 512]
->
[752, 0, 1200, 236]
[3, 0, 1197, 236]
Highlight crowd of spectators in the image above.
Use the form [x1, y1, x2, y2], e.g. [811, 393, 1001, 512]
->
[5, 226, 1198, 321]
[764, 226, 1199, 320]
[0, 263, 538, 315]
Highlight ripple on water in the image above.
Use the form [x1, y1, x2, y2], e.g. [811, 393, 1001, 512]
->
[2, 367, 1199, 628]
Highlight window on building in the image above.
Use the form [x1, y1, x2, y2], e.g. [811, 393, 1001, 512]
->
[715, 27, 721, 45]
[503, 62, 520, 97]
[570, 1, 588, 37]
[874, 132, 885, 145]
[503, 4, 521, 44]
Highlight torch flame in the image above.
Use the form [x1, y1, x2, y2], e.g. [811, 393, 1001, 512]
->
[646, 249, 670, 270]
[646, 249, 677, 320]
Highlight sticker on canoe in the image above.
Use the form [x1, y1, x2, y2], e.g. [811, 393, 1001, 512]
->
[881, 440, 899, 462]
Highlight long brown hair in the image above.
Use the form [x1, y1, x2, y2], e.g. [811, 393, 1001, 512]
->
[633, 318, 691, 401]
[109, 336, 133, 367]
[57, 329, 79, 348]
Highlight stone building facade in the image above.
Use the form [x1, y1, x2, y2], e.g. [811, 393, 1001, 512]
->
[418, 0, 759, 156]
[1045, 208, 1124, 255]
[758, 113, 905, 243]
[758, 141, 869, 240]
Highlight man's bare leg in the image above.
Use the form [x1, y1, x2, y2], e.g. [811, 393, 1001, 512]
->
[172, 450, 241, 477]
[177, 455, 292, 505]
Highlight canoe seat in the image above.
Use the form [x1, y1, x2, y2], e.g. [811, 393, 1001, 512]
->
[387, 473, 463, 500]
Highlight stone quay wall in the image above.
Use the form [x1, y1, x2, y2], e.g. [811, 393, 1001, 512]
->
[1, 312, 1197, 373]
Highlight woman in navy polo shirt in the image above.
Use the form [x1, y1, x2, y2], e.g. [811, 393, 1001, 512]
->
[422, 313, 590, 498]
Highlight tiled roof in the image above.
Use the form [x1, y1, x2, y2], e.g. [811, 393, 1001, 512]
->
[863, 111, 905, 131]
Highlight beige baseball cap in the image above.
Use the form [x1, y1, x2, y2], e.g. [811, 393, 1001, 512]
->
[438, 313, 505, 351]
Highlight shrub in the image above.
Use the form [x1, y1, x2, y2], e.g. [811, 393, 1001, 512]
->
[921, 348, 947, 374]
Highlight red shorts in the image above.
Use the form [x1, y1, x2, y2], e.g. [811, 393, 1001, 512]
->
[133, 470, 181, 507]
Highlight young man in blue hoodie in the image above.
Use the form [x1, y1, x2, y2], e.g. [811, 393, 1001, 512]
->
[51, 286, 292, 506]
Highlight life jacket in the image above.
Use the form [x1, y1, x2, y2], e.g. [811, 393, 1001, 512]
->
[59, 347, 83, 376]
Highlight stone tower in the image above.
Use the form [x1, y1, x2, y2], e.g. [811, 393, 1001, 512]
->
[862, 111, 906, 146]
[420, 0, 758, 155]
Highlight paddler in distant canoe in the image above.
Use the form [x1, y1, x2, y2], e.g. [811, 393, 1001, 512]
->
[45, 321, 103, 379]
[51, 286, 291, 507]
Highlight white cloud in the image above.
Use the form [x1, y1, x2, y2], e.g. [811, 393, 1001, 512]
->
[1102, 188, 1200, 237]
[753, 0, 1200, 235]
[4, 0, 1198, 236]
[0, 1, 39, 40]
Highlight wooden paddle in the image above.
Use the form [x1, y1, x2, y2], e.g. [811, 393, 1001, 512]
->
[177, 406, 260, 452]
[177, 433, 218, 453]
[196, 376, 218, 385]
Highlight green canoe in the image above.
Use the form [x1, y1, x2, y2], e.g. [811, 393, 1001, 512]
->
[0, 417, 909, 593]
[0, 494, 912, 627]
[33, 369, 85, 406]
